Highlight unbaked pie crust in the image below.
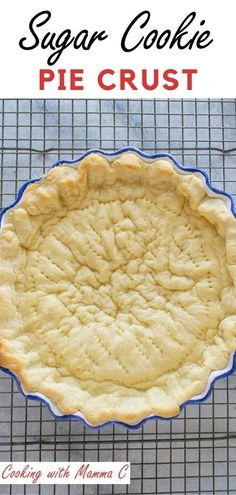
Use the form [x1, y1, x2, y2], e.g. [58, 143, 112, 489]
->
[0, 153, 236, 425]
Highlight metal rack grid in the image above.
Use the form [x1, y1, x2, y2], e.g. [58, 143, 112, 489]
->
[0, 98, 236, 495]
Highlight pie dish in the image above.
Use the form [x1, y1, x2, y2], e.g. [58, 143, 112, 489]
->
[0, 148, 236, 428]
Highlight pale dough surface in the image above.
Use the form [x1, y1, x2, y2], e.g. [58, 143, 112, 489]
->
[0, 153, 236, 425]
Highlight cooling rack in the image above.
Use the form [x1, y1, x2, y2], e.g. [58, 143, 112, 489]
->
[0, 98, 236, 495]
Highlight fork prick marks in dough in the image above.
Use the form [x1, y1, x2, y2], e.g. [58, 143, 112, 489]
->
[0, 153, 236, 423]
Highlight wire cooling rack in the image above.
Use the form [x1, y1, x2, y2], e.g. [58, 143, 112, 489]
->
[0, 99, 236, 495]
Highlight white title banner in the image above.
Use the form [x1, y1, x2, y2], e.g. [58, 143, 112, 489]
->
[0, 0, 235, 97]
[0, 462, 130, 485]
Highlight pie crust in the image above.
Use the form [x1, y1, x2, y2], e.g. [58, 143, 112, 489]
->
[0, 152, 236, 425]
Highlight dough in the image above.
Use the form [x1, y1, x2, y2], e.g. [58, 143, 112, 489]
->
[0, 153, 235, 425]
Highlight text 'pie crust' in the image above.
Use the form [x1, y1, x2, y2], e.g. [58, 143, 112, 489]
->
[0, 152, 236, 425]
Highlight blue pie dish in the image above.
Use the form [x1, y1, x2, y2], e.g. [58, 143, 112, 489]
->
[0, 147, 236, 429]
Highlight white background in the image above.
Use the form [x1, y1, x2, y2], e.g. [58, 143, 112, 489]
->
[0, 462, 130, 485]
[0, 0, 235, 97]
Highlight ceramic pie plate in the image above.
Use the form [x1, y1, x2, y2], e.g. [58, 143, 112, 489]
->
[0, 147, 236, 429]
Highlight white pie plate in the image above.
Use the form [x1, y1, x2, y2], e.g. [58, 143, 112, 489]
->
[0, 147, 236, 429]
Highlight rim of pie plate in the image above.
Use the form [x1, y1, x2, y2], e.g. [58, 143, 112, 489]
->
[0, 147, 236, 430]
